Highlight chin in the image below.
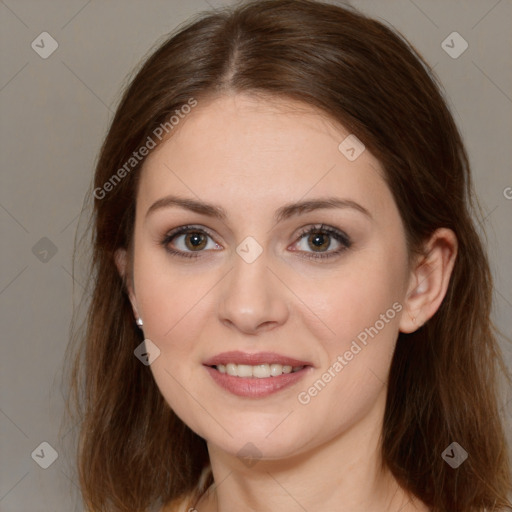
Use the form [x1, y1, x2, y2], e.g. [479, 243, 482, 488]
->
[202, 423, 316, 463]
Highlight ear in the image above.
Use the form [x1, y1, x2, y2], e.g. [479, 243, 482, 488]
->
[399, 228, 458, 333]
[114, 248, 140, 320]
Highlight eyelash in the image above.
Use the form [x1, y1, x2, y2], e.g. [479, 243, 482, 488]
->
[160, 224, 352, 261]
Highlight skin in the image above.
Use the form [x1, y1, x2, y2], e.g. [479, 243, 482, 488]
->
[116, 93, 457, 512]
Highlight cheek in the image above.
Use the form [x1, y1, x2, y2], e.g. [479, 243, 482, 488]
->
[133, 259, 213, 433]
[305, 248, 406, 350]
[292, 263, 403, 439]
[294, 246, 407, 422]
[133, 250, 214, 342]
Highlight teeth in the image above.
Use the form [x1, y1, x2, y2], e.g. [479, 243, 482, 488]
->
[236, 364, 253, 378]
[215, 363, 304, 378]
[254, 364, 271, 378]
[226, 363, 237, 376]
[270, 364, 283, 377]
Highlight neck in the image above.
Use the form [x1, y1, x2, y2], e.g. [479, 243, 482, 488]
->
[197, 389, 428, 512]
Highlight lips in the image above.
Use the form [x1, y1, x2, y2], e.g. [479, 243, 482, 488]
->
[203, 351, 314, 398]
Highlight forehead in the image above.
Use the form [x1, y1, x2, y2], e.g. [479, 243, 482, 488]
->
[137, 93, 391, 219]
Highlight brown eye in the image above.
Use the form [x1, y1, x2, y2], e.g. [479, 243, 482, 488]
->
[307, 231, 331, 252]
[293, 224, 352, 260]
[160, 225, 221, 259]
[184, 232, 207, 251]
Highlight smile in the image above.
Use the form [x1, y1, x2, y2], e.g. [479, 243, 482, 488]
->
[203, 351, 313, 398]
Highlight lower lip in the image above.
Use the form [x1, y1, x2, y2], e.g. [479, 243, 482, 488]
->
[204, 365, 311, 398]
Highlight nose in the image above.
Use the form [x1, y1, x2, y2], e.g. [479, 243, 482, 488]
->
[217, 249, 290, 335]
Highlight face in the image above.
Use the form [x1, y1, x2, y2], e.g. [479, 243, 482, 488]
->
[120, 93, 414, 461]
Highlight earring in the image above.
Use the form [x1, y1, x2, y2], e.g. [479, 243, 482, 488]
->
[136, 317, 144, 328]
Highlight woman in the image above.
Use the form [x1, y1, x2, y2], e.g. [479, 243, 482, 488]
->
[65, 0, 512, 510]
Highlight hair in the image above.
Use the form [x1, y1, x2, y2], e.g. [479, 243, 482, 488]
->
[63, 0, 512, 511]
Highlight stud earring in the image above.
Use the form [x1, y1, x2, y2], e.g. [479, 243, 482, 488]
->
[136, 317, 144, 328]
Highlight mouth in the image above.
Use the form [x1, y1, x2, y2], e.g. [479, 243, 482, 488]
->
[203, 351, 313, 398]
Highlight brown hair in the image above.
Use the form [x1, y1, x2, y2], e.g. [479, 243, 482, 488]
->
[64, 1, 512, 511]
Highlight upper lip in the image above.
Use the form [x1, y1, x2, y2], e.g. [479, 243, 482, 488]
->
[203, 351, 313, 368]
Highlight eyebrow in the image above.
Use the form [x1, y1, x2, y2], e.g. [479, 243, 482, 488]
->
[145, 195, 372, 223]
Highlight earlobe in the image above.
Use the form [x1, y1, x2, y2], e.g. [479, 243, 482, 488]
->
[399, 228, 458, 334]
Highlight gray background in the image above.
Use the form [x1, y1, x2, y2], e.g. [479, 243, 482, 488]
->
[1, 1, 511, 510]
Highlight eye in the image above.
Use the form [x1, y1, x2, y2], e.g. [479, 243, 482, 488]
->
[160, 223, 351, 261]
[291, 224, 352, 260]
[160, 225, 221, 259]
